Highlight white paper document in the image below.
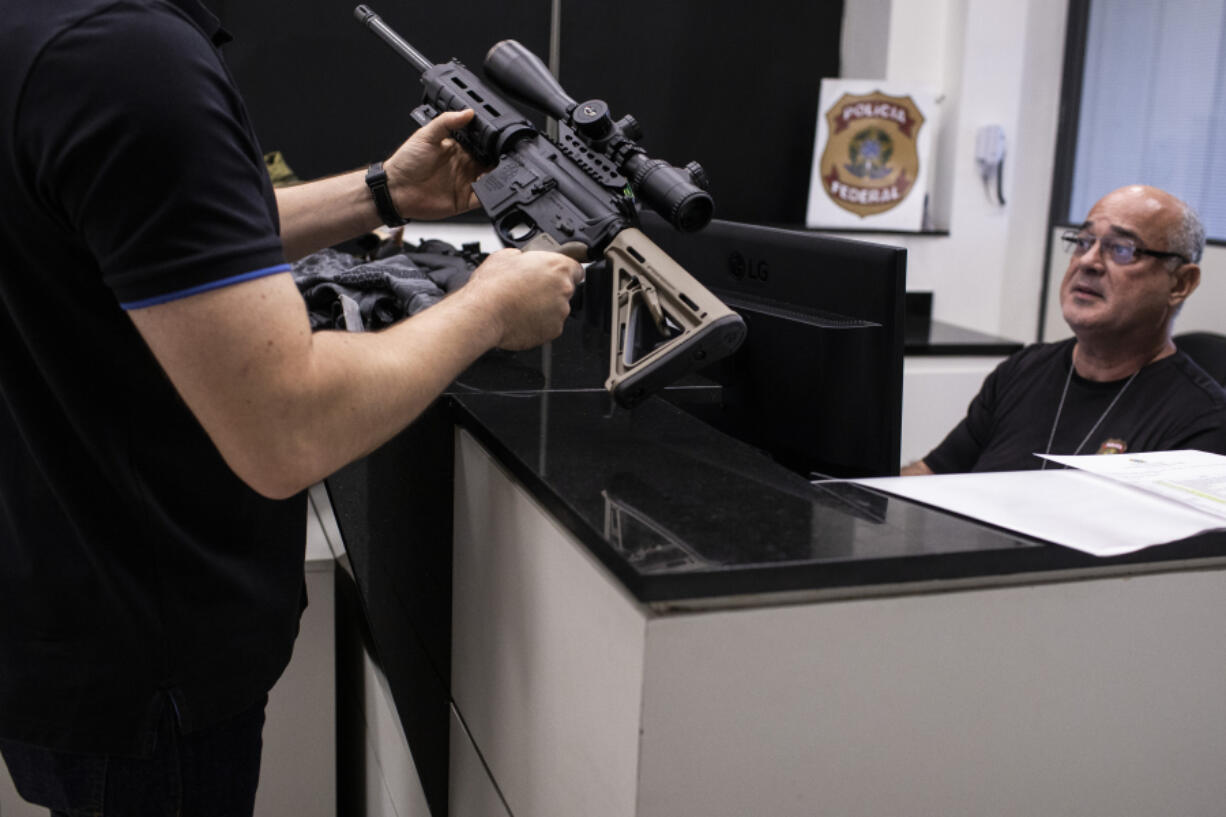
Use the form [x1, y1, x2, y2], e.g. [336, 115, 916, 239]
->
[852, 452, 1226, 557]
[1038, 450, 1226, 521]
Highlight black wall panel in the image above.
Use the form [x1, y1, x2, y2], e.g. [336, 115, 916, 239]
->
[558, 1, 843, 226]
[206, 1, 840, 225]
[206, 0, 551, 180]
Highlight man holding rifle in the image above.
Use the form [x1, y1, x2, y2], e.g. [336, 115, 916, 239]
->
[0, 0, 580, 812]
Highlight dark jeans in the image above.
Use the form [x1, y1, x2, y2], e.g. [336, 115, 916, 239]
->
[0, 695, 266, 817]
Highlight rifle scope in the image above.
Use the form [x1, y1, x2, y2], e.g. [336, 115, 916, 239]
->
[483, 40, 713, 233]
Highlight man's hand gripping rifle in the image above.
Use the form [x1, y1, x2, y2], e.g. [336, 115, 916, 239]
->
[354, 6, 745, 407]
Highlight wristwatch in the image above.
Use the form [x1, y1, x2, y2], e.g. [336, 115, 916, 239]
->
[365, 161, 408, 227]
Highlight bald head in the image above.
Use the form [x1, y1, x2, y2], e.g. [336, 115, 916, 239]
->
[1060, 184, 1203, 366]
[1094, 185, 1205, 264]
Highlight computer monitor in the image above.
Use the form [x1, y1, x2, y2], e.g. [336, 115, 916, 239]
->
[637, 214, 906, 478]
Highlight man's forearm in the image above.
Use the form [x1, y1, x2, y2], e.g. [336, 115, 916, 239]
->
[127, 248, 578, 499]
[129, 271, 503, 499]
[274, 109, 487, 262]
[275, 170, 383, 262]
[899, 460, 933, 476]
[235, 288, 505, 497]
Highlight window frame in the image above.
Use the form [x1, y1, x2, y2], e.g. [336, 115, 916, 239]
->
[1040, 0, 1225, 338]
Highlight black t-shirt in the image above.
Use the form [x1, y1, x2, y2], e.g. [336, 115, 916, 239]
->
[925, 338, 1226, 473]
[0, 0, 306, 754]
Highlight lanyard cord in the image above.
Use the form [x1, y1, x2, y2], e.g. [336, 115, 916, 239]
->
[1041, 361, 1139, 470]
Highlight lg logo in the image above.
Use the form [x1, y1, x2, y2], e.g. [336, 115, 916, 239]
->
[729, 251, 769, 283]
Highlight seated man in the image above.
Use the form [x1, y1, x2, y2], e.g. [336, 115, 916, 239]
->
[904, 184, 1226, 474]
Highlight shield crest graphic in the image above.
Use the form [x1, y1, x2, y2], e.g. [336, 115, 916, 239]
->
[819, 91, 926, 218]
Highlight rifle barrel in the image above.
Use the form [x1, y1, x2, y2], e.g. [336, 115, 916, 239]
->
[353, 5, 433, 75]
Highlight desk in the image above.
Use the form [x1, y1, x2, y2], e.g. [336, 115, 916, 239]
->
[325, 317, 1226, 817]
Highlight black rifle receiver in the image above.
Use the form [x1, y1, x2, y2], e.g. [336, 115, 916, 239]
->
[353, 5, 745, 407]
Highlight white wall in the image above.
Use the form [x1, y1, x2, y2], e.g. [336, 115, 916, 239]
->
[839, 0, 1071, 342]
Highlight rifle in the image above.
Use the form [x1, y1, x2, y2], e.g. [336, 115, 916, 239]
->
[353, 6, 745, 407]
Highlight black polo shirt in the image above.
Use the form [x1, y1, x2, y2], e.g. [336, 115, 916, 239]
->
[925, 339, 1226, 473]
[0, 0, 306, 754]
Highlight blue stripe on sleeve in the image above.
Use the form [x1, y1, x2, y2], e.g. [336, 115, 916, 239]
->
[119, 263, 292, 310]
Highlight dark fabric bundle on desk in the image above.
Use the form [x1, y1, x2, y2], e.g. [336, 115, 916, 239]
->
[291, 238, 487, 331]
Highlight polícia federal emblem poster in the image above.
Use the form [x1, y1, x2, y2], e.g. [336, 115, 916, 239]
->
[806, 80, 941, 230]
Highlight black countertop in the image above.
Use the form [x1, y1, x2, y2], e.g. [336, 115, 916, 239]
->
[325, 315, 1226, 814]
[429, 317, 1226, 606]
[450, 387, 1226, 607]
[905, 318, 1024, 356]
[329, 317, 1226, 609]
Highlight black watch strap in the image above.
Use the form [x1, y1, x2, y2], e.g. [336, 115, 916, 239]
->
[365, 161, 408, 227]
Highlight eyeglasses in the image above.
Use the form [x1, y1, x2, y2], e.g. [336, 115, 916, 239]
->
[1061, 230, 1187, 266]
